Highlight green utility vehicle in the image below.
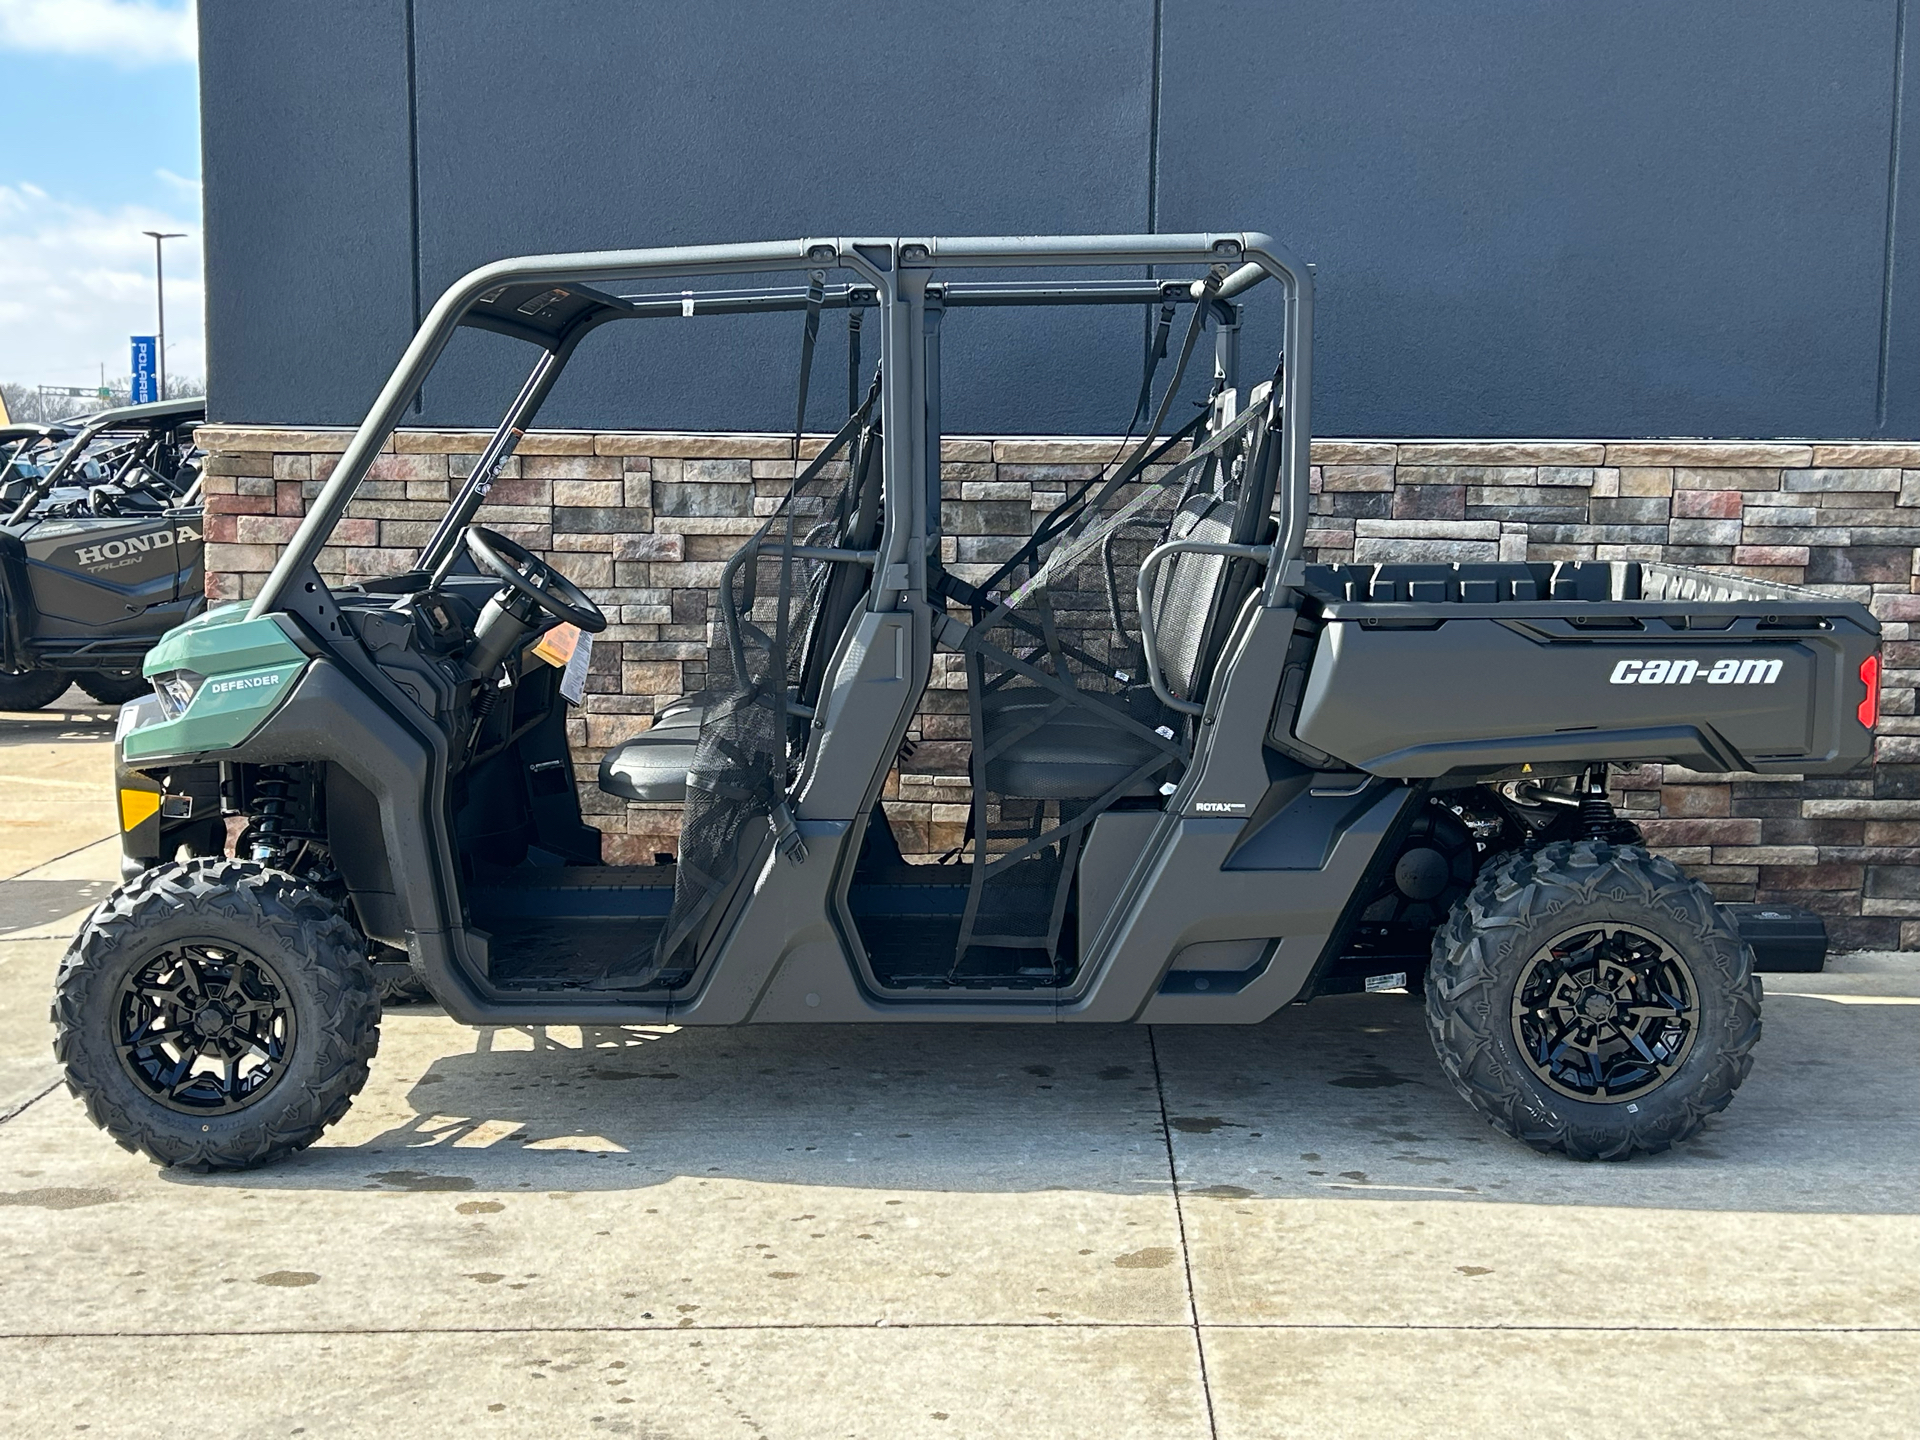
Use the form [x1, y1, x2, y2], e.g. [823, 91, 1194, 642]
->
[54, 234, 1878, 1172]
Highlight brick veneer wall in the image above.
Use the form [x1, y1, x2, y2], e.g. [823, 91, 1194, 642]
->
[196, 427, 1920, 952]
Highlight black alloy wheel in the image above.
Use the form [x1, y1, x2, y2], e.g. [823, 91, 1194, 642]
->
[55, 858, 379, 1170]
[114, 942, 296, 1114]
[1509, 922, 1698, 1103]
[1425, 840, 1761, 1160]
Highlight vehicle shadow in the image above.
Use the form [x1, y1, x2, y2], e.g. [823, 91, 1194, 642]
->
[0, 694, 116, 736]
[169, 983, 1920, 1214]
[0, 877, 113, 933]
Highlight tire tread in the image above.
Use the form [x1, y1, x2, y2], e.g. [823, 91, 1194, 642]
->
[1425, 839, 1762, 1161]
[51, 859, 379, 1171]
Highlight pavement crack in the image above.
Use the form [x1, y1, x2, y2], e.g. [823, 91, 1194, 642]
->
[3, 1321, 1918, 1341]
[1, 831, 116, 884]
[0, 1078, 61, 1128]
[1148, 1025, 1219, 1440]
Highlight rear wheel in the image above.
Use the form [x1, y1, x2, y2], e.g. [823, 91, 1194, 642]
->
[0, 667, 71, 711]
[372, 946, 433, 1006]
[77, 669, 152, 706]
[1425, 840, 1761, 1160]
[52, 859, 380, 1171]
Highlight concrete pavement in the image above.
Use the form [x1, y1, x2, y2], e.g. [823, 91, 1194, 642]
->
[0, 701, 1915, 1437]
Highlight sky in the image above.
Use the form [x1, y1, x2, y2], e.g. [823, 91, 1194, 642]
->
[0, 0, 202, 393]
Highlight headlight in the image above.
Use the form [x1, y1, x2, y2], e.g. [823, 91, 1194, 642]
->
[151, 669, 204, 720]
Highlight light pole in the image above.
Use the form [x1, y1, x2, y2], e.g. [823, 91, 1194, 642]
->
[142, 230, 186, 399]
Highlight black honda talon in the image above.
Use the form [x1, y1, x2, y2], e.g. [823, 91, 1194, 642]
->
[60, 234, 1877, 1173]
[0, 397, 206, 710]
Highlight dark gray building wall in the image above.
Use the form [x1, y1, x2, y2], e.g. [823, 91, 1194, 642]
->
[199, 1, 418, 432]
[200, 0, 1920, 439]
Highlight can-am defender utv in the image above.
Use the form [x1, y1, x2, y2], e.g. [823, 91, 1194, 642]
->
[0, 397, 206, 710]
[59, 234, 1878, 1172]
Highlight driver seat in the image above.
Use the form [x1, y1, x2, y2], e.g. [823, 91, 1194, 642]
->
[597, 692, 712, 803]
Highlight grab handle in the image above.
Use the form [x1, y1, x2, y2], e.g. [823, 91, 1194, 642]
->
[1136, 540, 1273, 716]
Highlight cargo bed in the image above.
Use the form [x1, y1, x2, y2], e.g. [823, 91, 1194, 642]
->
[1283, 560, 1879, 778]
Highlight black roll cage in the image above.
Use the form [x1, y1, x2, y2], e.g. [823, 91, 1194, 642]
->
[250, 234, 1314, 622]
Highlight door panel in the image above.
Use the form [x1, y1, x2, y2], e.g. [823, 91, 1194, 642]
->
[20, 514, 188, 629]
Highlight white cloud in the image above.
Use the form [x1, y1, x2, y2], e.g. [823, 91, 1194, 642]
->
[0, 0, 195, 68]
[0, 183, 203, 388]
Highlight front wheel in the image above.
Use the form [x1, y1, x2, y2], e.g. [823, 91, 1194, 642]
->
[1425, 840, 1761, 1160]
[52, 859, 380, 1171]
[0, 667, 71, 711]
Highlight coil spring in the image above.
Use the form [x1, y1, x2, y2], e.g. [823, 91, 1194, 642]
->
[249, 772, 293, 864]
[1577, 766, 1620, 841]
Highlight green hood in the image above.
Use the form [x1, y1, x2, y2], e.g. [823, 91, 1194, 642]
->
[123, 605, 310, 761]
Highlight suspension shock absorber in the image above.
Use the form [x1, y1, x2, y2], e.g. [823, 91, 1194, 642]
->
[1577, 764, 1632, 842]
[248, 768, 293, 865]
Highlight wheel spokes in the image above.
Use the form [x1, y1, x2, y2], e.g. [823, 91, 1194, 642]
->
[113, 941, 297, 1114]
[1510, 922, 1699, 1104]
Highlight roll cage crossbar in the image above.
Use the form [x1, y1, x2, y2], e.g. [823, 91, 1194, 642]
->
[250, 234, 1314, 620]
[4, 396, 205, 525]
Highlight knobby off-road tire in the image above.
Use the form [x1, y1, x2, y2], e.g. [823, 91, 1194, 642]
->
[52, 859, 380, 1171]
[0, 667, 71, 711]
[77, 669, 152, 706]
[373, 955, 432, 1007]
[1425, 840, 1761, 1160]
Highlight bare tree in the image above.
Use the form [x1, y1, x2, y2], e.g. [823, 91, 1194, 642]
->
[0, 377, 204, 425]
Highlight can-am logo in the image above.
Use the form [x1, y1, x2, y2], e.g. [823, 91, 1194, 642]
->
[1609, 657, 1783, 686]
[71, 524, 201, 571]
[205, 672, 283, 697]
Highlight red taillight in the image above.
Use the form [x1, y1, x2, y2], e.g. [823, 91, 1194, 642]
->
[1859, 653, 1880, 729]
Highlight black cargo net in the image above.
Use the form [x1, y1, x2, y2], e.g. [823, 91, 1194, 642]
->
[654, 386, 881, 974]
[933, 382, 1280, 979]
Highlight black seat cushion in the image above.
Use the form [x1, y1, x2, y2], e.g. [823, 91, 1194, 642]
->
[984, 713, 1171, 800]
[597, 693, 716, 803]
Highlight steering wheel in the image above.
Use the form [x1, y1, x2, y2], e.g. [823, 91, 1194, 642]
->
[463, 525, 607, 633]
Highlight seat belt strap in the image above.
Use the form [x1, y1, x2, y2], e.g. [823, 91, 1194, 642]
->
[1130, 300, 1177, 430]
[847, 307, 864, 415]
[792, 270, 826, 456]
[771, 274, 825, 856]
[1076, 268, 1222, 532]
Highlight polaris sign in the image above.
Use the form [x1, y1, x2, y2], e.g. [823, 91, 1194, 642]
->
[1609, 657, 1783, 685]
[130, 337, 158, 404]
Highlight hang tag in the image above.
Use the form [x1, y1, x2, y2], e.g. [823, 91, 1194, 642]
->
[531, 623, 593, 706]
[559, 631, 592, 705]
[530, 622, 579, 669]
